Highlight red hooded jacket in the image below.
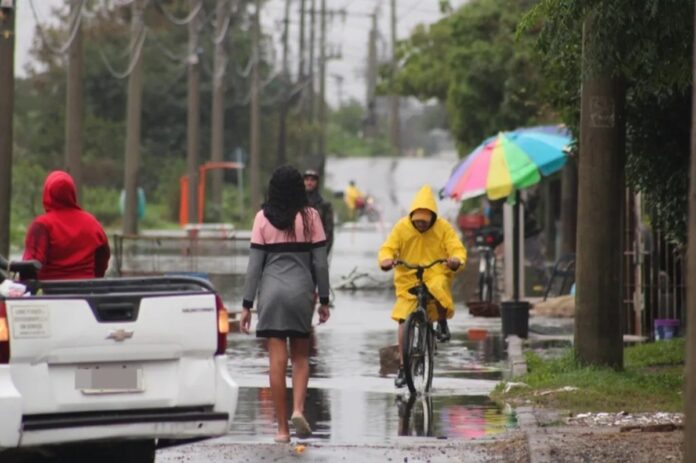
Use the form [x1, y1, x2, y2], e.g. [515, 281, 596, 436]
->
[23, 171, 111, 280]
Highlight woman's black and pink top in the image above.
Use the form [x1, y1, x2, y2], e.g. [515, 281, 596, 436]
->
[241, 208, 330, 338]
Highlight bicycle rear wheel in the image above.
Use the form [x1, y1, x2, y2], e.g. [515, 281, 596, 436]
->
[478, 252, 493, 303]
[402, 310, 434, 395]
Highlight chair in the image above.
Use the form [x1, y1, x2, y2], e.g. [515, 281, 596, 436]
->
[543, 253, 576, 301]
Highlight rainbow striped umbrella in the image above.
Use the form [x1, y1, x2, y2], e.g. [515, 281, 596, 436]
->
[443, 125, 571, 200]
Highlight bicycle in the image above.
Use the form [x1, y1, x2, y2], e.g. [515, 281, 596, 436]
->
[474, 227, 502, 303]
[393, 258, 447, 395]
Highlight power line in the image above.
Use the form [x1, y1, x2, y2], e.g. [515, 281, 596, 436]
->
[28, 0, 86, 55]
[153, 0, 204, 26]
[212, 0, 233, 45]
[99, 22, 147, 79]
[148, 26, 189, 62]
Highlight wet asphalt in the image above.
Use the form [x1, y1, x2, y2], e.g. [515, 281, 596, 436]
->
[156, 221, 520, 462]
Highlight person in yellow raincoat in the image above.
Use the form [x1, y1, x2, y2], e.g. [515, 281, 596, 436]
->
[344, 180, 364, 220]
[378, 185, 467, 388]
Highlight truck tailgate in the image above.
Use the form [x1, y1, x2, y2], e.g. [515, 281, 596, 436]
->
[5, 292, 220, 415]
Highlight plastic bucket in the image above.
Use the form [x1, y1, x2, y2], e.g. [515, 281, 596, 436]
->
[501, 301, 531, 339]
[654, 319, 680, 340]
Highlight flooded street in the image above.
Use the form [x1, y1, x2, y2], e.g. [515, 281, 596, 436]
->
[158, 218, 518, 462]
[219, 288, 510, 445]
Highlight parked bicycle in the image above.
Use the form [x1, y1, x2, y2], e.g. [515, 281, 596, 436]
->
[393, 258, 447, 395]
[474, 227, 503, 303]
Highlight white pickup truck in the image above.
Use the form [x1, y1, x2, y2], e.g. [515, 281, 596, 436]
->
[0, 256, 238, 462]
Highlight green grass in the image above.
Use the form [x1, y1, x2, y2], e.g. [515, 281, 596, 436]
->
[492, 338, 685, 413]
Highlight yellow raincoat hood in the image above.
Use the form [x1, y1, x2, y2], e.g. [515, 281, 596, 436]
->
[409, 185, 438, 216]
[378, 185, 467, 321]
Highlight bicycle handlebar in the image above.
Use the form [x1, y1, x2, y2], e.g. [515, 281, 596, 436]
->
[393, 259, 447, 270]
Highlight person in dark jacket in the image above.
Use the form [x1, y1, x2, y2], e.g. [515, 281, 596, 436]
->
[303, 169, 334, 254]
[23, 170, 110, 280]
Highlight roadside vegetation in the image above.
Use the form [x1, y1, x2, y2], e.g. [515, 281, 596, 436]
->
[493, 339, 685, 413]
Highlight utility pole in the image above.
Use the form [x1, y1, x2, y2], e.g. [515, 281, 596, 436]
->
[281, 0, 291, 83]
[65, 0, 83, 201]
[574, 9, 625, 369]
[389, 0, 400, 156]
[122, 0, 145, 236]
[210, 0, 228, 221]
[332, 74, 344, 106]
[297, 0, 306, 80]
[186, 0, 202, 224]
[683, 3, 696, 460]
[249, 0, 261, 211]
[0, 1, 14, 256]
[277, 0, 292, 166]
[296, 0, 307, 159]
[307, 0, 316, 137]
[317, 0, 327, 164]
[365, 9, 378, 138]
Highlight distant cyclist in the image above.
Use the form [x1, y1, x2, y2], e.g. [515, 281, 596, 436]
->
[304, 169, 334, 254]
[378, 185, 467, 388]
[344, 180, 365, 221]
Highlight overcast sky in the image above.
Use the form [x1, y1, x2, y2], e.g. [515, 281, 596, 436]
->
[14, 0, 467, 107]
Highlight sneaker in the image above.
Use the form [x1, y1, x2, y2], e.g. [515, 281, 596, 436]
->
[436, 321, 451, 342]
[394, 366, 407, 389]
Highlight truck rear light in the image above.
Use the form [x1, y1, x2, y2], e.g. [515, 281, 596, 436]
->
[215, 295, 229, 355]
[0, 302, 9, 363]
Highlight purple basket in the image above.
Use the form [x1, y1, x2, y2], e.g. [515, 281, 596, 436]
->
[654, 319, 680, 340]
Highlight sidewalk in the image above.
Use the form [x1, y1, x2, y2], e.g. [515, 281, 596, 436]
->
[507, 336, 684, 463]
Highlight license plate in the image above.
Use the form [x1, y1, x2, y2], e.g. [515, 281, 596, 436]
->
[75, 365, 144, 394]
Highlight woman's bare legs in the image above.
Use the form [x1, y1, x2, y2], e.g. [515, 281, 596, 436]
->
[267, 337, 290, 441]
[289, 337, 310, 417]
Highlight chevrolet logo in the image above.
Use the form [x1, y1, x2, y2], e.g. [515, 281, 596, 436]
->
[107, 329, 134, 342]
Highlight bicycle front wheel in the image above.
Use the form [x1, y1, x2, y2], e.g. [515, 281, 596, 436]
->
[402, 310, 434, 395]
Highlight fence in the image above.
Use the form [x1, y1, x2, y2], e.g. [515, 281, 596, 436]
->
[112, 231, 251, 277]
[622, 193, 686, 338]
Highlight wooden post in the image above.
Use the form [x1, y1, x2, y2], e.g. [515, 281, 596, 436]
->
[122, 0, 145, 235]
[65, 0, 83, 200]
[682, 2, 696, 460]
[0, 2, 14, 256]
[249, 0, 261, 211]
[186, 0, 201, 224]
[574, 11, 625, 369]
[210, 0, 228, 221]
[389, 0, 400, 156]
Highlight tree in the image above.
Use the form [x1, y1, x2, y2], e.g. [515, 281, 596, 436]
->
[389, 0, 549, 152]
[12, 0, 310, 241]
[526, 0, 693, 244]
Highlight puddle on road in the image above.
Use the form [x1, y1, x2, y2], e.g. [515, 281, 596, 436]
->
[221, 289, 514, 443]
[213, 226, 518, 444]
[223, 386, 514, 444]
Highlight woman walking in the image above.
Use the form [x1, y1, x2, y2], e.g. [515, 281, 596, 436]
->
[240, 165, 331, 443]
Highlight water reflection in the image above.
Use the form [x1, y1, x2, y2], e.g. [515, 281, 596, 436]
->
[226, 386, 513, 443]
[396, 395, 433, 437]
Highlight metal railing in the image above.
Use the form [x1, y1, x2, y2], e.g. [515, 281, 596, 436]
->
[622, 192, 686, 338]
[112, 231, 251, 276]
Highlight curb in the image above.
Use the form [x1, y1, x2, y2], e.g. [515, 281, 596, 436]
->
[505, 336, 553, 463]
[505, 335, 528, 377]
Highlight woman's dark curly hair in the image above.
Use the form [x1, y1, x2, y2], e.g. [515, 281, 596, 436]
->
[262, 165, 312, 241]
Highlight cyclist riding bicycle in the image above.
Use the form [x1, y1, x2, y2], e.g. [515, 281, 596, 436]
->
[378, 185, 467, 388]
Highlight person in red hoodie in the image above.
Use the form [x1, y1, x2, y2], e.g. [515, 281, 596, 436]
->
[23, 171, 110, 280]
